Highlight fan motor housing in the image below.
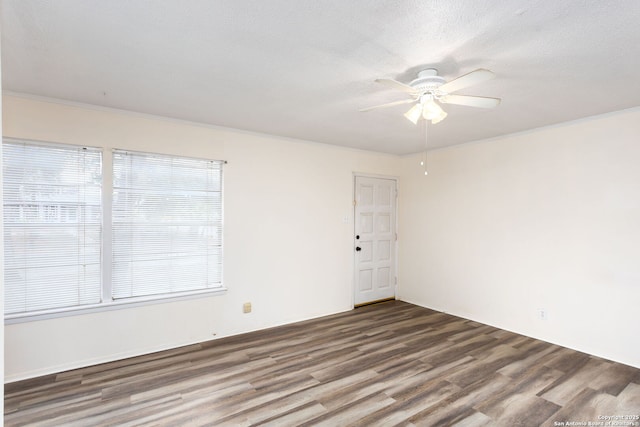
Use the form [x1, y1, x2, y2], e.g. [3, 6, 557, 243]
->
[409, 69, 446, 92]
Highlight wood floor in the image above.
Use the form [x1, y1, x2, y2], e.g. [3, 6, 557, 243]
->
[5, 301, 640, 426]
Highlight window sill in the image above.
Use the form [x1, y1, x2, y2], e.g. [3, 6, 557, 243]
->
[4, 287, 228, 325]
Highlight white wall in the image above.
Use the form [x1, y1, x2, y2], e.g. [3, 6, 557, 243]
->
[3, 94, 401, 381]
[398, 108, 640, 368]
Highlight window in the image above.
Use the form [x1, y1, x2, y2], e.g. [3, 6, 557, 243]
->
[3, 140, 102, 315]
[112, 150, 224, 299]
[3, 139, 225, 319]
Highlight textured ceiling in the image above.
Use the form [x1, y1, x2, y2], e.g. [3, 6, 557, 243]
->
[2, 0, 640, 155]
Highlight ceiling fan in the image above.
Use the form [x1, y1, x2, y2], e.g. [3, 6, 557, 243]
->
[361, 68, 501, 124]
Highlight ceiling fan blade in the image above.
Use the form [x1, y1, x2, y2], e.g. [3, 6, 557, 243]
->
[439, 69, 495, 94]
[375, 78, 418, 94]
[439, 94, 501, 109]
[359, 98, 416, 112]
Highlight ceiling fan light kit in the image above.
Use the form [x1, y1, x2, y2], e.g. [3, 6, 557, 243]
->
[362, 68, 501, 125]
[404, 95, 448, 125]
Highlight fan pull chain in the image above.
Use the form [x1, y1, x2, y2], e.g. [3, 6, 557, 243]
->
[421, 120, 428, 176]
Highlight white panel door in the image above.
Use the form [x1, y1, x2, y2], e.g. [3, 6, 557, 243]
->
[354, 176, 397, 305]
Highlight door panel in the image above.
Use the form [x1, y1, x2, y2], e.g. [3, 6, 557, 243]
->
[354, 176, 397, 305]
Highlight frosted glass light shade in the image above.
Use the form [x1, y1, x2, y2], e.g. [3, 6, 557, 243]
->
[431, 110, 448, 124]
[404, 103, 423, 124]
[422, 98, 445, 120]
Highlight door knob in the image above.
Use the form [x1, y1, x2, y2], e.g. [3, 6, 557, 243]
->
[355, 246, 362, 251]
[356, 235, 360, 239]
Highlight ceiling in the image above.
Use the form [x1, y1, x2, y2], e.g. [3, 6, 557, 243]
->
[2, 1, 640, 155]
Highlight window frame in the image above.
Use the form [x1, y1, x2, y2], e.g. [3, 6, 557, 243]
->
[3, 139, 227, 324]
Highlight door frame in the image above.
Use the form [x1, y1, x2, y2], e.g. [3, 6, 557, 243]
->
[351, 172, 399, 308]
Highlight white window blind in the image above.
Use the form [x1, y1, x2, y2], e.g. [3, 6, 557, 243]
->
[112, 150, 223, 300]
[3, 139, 103, 315]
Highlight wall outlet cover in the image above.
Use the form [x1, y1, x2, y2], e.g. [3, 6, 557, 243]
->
[538, 308, 548, 321]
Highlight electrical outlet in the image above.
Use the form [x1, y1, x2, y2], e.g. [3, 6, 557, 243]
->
[243, 302, 252, 313]
[538, 308, 548, 321]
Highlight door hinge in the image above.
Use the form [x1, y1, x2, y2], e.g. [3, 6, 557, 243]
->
[353, 199, 356, 207]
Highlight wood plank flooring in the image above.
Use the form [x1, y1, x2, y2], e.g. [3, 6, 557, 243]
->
[5, 301, 640, 426]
